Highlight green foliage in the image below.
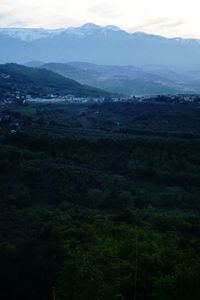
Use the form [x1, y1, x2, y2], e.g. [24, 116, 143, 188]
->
[0, 209, 199, 300]
[0, 117, 200, 299]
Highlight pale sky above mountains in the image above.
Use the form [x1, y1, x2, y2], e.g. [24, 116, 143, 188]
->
[0, 0, 200, 38]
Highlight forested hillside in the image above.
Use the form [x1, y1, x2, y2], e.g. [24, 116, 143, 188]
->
[0, 63, 110, 97]
[40, 62, 194, 95]
[0, 112, 200, 299]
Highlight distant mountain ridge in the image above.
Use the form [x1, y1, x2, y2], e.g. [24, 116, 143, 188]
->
[1, 23, 200, 71]
[0, 23, 121, 41]
[31, 61, 200, 96]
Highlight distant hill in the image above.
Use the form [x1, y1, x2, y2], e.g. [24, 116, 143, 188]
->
[39, 62, 199, 96]
[1, 23, 200, 71]
[0, 63, 110, 97]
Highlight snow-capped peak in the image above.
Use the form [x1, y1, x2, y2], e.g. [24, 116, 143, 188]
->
[67, 23, 100, 36]
[105, 25, 120, 31]
[66, 23, 121, 36]
[0, 27, 66, 41]
[0, 23, 122, 41]
[80, 23, 100, 30]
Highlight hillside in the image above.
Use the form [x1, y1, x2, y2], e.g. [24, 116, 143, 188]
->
[40, 62, 197, 95]
[0, 63, 110, 97]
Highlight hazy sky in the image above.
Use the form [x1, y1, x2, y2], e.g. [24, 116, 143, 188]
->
[0, 0, 200, 38]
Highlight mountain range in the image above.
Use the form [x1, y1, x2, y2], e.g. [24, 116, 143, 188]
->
[1, 23, 200, 71]
[23, 61, 200, 96]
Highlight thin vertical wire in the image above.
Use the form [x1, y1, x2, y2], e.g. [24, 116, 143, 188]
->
[134, 226, 138, 300]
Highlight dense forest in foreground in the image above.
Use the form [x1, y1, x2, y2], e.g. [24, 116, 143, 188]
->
[0, 101, 200, 300]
